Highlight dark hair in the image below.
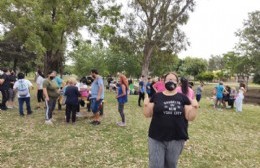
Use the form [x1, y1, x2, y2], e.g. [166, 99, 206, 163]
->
[2, 68, 8, 73]
[47, 71, 53, 75]
[164, 72, 179, 83]
[80, 76, 87, 84]
[91, 69, 98, 74]
[86, 76, 94, 85]
[240, 83, 246, 88]
[189, 81, 194, 88]
[37, 70, 45, 78]
[180, 77, 189, 95]
[17, 72, 25, 79]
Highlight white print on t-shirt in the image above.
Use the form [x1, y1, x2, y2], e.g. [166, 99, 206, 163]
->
[163, 100, 183, 115]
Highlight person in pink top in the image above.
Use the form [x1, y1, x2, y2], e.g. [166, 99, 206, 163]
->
[152, 76, 165, 92]
[176, 77, 195, 100]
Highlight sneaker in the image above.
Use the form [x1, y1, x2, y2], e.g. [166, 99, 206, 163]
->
[76, 112, 85, 117]
[45, 120, 53, 125]
[117, 122, 126, 127]
[27, 111, 33, 115]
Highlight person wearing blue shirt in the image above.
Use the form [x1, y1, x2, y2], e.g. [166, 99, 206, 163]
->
[146, 77, 152, 98]
[138, 75, 145, 107]
[52, 71, 63, 110]
[116, 74, 128, 127]
[214, 82, 225, 108]
[52, 71, 63, 88]
[90, 69, 104, 125]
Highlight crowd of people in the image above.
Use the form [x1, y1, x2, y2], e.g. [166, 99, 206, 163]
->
[0, 68, 248, 167]
[212, 81, 246, 112]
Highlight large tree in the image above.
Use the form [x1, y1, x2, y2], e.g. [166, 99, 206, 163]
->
[179, 56, 208, 78]
[126, 0, 195, 77]
[208, 55, 225, 71]
[0, 34, 37, 72]
[0, 0, 121, 75]
[235, 11, 260, 83]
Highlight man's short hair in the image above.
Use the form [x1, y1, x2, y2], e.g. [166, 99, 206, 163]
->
[91, 69, 99, 74]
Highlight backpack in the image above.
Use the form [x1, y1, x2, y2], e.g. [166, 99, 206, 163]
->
[17, 80, 29, 97]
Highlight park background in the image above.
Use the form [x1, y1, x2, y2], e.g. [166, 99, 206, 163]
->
[0, 76, 260, 167]
[0, 0, 260, 167]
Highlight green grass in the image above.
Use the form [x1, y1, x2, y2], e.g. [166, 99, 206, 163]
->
[0, 87, 259, 168]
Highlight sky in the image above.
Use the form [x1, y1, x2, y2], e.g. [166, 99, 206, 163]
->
[178, 0, 260, 59]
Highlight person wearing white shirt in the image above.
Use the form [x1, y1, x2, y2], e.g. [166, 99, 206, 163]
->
[36, 70, 45, 109]
[13, 72, 33, 116]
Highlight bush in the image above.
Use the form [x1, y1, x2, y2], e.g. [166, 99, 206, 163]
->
[253, 72, 260, 84]
[196, 71, 214, 82]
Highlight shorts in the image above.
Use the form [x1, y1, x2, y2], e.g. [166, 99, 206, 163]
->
[216, 97, 223, 101]
[90, 98, 103, 113]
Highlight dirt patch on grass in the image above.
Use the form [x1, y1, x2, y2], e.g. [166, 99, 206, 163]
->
[244, 89, 260, 105]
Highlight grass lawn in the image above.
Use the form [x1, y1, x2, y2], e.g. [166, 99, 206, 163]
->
[0, 85, 259, 168]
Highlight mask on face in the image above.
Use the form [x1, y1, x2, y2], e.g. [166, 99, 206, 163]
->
[165, 81, 177, 91]
[50, 76, 55, 80]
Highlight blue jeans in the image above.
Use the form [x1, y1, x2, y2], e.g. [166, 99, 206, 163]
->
[90, 98, 103, 113]
[18, 97, 32, 116]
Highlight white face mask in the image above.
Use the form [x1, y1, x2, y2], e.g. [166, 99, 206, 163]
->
[0, 70, 3, 75]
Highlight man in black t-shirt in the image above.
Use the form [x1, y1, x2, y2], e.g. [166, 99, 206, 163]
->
[7, 70, 17, 108]
[0, 68, 10, 110]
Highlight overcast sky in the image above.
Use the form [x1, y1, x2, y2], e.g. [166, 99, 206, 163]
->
[178, 0, 260, 59]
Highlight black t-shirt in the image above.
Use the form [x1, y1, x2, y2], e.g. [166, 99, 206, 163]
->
[0, 74, 10, 90]
[149, 92, 191, 141]
[9, 74, 17, 88]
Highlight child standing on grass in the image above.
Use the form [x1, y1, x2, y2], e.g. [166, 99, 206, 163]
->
[235, 87, 245, 112]
[13, 72, 33, 116]
[64, 78, 80, 124]
[116, 74, 128, 127]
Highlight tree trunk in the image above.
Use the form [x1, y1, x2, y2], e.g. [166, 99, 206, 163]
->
[44, 49, 65, 77]
[13, 58, 18, 72]
[44, 50, 52, 76]
[141, 43, 154, 78]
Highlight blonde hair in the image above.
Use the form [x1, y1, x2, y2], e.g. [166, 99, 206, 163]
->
[67, 77, 77, 85]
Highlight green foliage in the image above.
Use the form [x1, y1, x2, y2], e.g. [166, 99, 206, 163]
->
[223, 51, 240, 76]
[70, 42, 108, 77]
[108, 36, 142, 77]
[236, 11, 260, 83]
[0, 35, 37, 71]
[208, 55, 225, 71]
[0, 0, 122, 74]
[150, 49, 180, 76]
[126, 0, 195, 76]
[70, 38, 143, 78]
[214, 70, 230, 81]
[179, 57, 208, 77]
[253, 71, 260, 84]
[196, 71, 214, 82]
